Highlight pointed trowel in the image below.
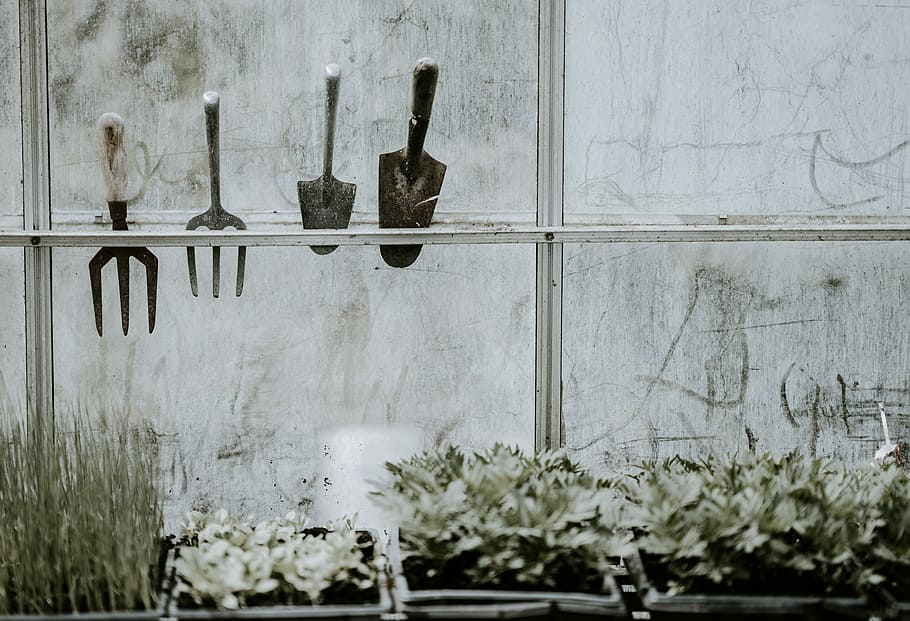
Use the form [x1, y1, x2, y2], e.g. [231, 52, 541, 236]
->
[299, 63, 356, 255]
[378, 57, 446, 268]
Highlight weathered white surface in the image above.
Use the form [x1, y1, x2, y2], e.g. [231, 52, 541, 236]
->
[562, 1, 910, 472]
[0, 249, 26, 416]
[0, 3, 20, 224]
[44, 0, 538, 528]
[47, 1, 537, 223]
[315, 424, 423, 526]
[52, 245, 535, 527]
[0, 7, 25, 416]
[566, 1, 910, 219]
[564, 242, 910, 469]
[19, 0, 910, 522]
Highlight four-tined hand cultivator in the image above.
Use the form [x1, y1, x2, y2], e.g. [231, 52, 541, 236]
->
[89, 113, 158, 337]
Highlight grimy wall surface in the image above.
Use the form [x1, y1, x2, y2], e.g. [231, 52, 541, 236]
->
[45, 1, 537, 527]
[1, 2, 25, 416]
[563, 1, 910, 471]
[4, 1, 910, 525]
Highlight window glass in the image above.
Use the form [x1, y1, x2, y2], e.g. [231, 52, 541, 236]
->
[0, 8, 25, 418]
[565, 2, 910, 221]
[563, 242, 910, 473]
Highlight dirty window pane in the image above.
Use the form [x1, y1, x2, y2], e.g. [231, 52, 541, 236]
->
[0, 249, 26, 419]
[563, 242, 910, 474]
[47, 1, 538, 225]
[565, 2, 910, 220]
[46, 0, 538, 528]
[0, 3, 21, 226]
[0, 8, 25, 420]
[52, 245, 535, 526]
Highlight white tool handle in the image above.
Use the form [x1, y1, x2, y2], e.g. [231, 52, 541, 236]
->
[98, 112, 128, 202]
[879, 402, 892, 445]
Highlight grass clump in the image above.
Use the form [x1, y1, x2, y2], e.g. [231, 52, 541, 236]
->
[371, 444, 631, 593]
[0, 416, 164, 614]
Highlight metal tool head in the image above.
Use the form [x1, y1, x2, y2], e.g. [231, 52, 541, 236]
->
[90, 113, 159, 337]
[299, 64, 356, 255]
[378, 58, 446, 268]
[89, 241, 159, 337]
[299, 176, 356, 255]
[186, 91, 248, 297]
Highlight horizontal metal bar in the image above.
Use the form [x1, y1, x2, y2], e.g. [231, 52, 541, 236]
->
[4, 224, 910, 247]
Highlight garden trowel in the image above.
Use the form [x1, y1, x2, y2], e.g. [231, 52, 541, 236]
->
[299, 63, 355, 255]
[378, 58, 446, 268]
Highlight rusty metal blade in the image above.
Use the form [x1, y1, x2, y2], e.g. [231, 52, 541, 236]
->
[235, 247, 246, 296]
[89, 251, 107, 336]
[212, 246, 220, 298]
[378, 148, 446, 268]
[137, 248, 158, 333]
[115, 254, 130, 336]
[299, 175, 356, 255]
[187, 247, 198, 297]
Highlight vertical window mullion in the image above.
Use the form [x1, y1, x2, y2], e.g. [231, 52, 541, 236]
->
[20, 0, 54, 432]
[536, 0, 565, 451]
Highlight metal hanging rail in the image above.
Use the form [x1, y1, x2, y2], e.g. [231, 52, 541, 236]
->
[4, 223, 910, 247]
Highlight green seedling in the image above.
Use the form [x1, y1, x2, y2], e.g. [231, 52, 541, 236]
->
[371, 444, 631, 593]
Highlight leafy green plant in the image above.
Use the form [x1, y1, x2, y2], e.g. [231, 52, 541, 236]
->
[846, 464, 910, 597]
[0, 415, 164, 614]
[371, 444, 631, 593]
[175, 510, 378, 610]
[622, 453, 909, 597]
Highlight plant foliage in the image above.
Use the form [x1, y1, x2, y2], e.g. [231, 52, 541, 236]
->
[623, 453, 910, 597]
[847, 464, 910, 596]
[0, 416, 164, 614]
[175, 510, 377, 609]
[372, 444, 631, 593]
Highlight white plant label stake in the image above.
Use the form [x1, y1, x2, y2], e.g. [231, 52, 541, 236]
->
[874, 402, 900, 464]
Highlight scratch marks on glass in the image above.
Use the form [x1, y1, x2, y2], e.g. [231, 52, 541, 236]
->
[809, 131, 910, 209]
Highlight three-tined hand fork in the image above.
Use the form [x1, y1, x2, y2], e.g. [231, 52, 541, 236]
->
[186, 91, 247, 297]
[89, 113, 158, 337]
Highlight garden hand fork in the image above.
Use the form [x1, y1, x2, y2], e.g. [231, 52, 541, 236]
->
[89, 113, 158, 336]
[186, 91, 247, 297]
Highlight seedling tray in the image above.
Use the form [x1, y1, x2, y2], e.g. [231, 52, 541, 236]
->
[399, 586, 626, 620]
[624, 547, 863, 620]
[168, 604, 389, 621]
[395, 569, 626, 620]
[168, 530, 391, 621]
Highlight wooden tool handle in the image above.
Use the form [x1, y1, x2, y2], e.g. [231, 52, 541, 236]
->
[323, 63, 341, 178]
[203, 91, 222, 210]
[98, 112, 128, 203]
[405, 58, 438, 176]
[410, 57, 438, 120]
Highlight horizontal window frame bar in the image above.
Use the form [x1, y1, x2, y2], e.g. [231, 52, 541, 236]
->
[4, 224, 910, 247]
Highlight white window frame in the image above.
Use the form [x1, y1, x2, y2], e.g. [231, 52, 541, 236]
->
[16, 1, 910, 448]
